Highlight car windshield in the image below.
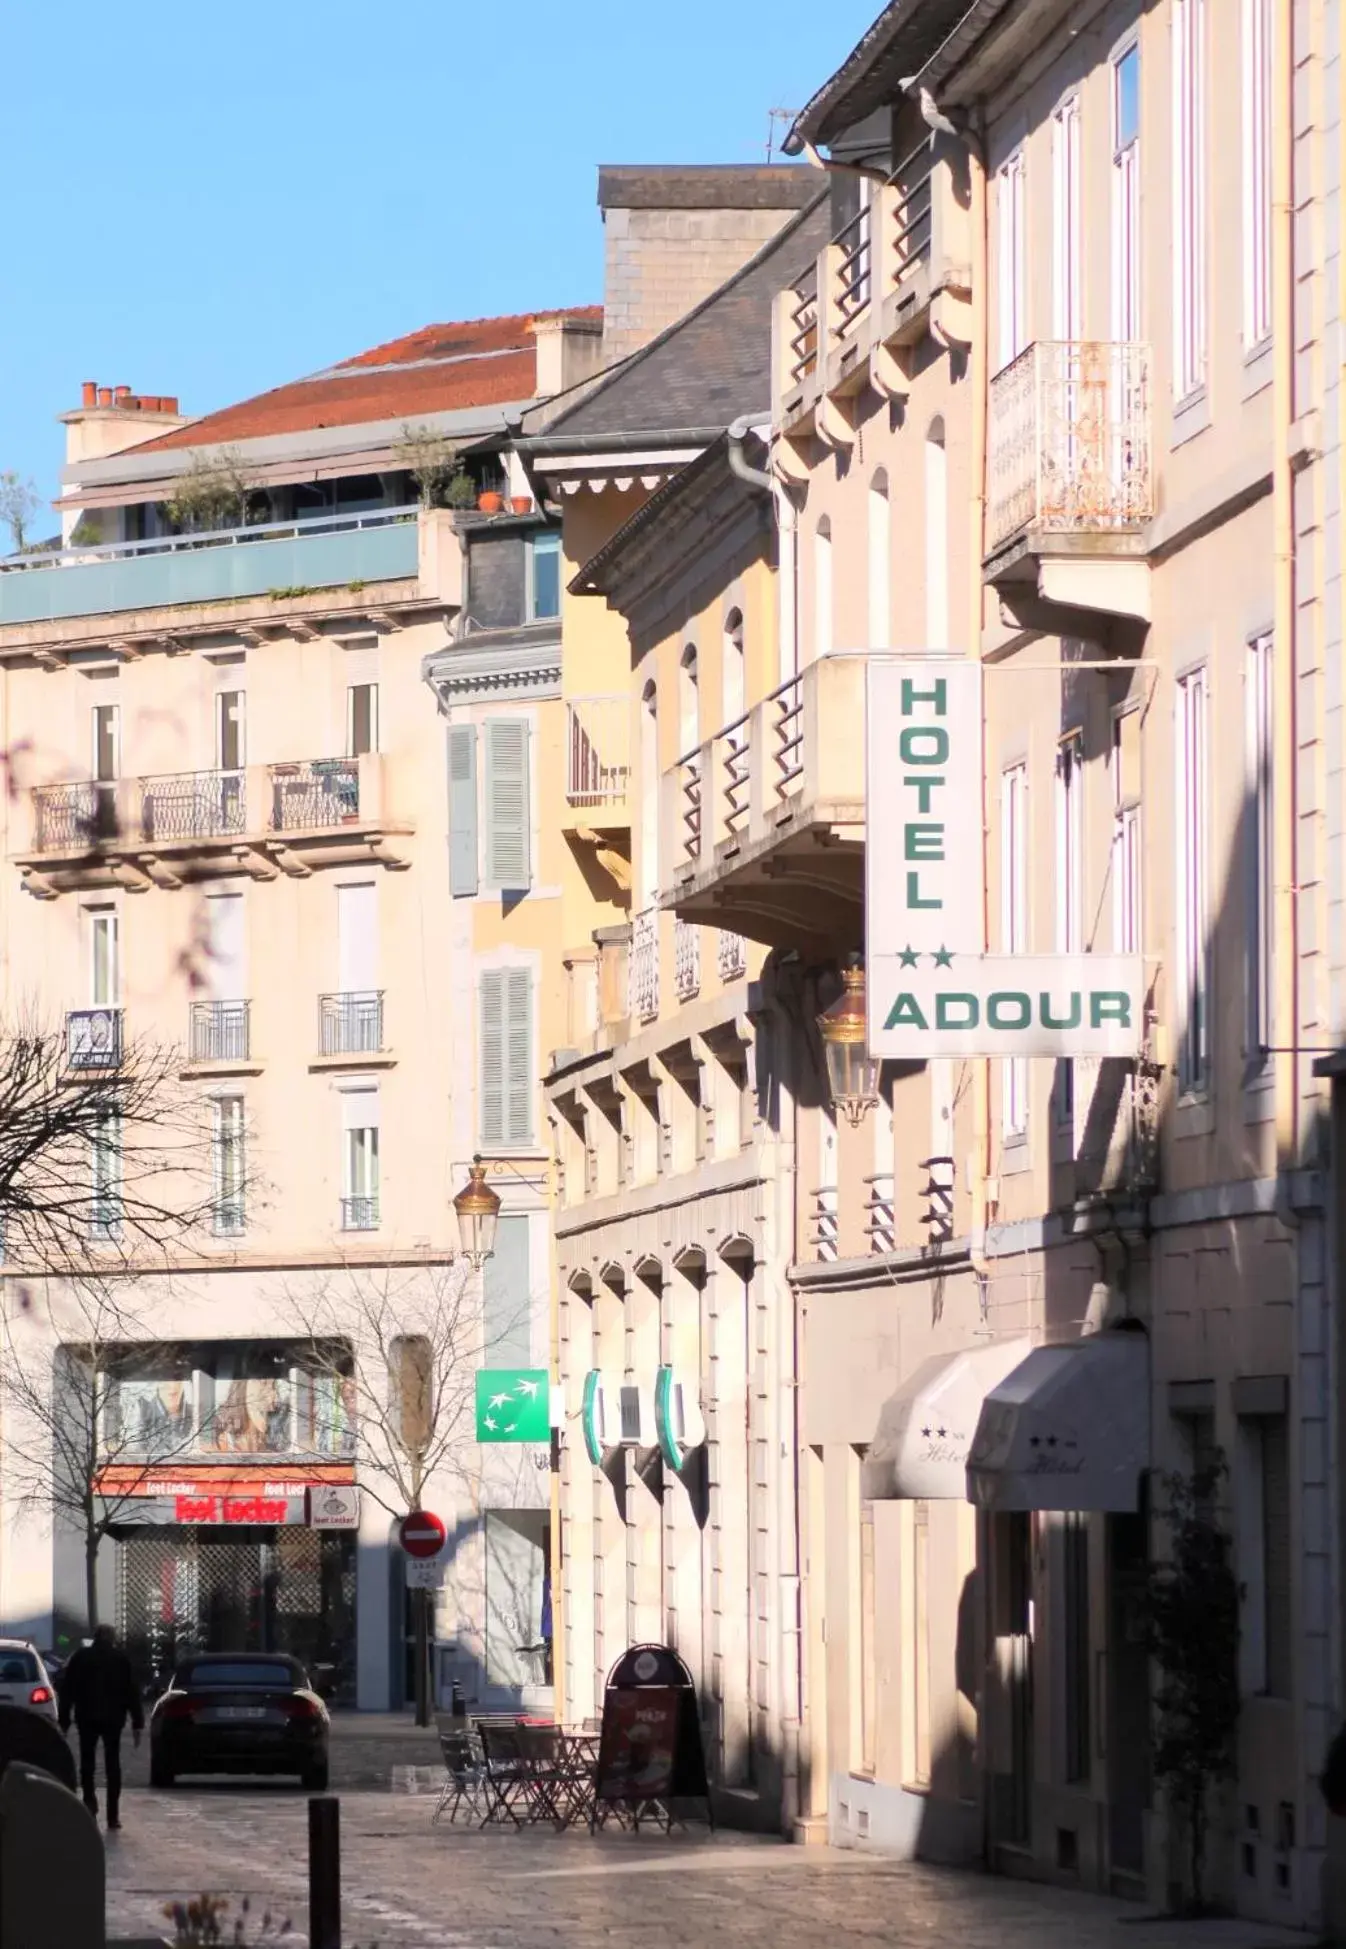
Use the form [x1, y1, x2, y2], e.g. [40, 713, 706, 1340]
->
[177, 1660, 299, 1690]
[0, 1652, 39, 1683]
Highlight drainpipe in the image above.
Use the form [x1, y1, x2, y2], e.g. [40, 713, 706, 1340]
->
[964, 123, 993, 1281]
[727, 414, 773, 492]
[1271, 0, 1297, 1170]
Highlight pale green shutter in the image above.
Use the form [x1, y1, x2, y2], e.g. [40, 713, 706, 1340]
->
[448, 725, 478, 897]
[504, 967, 534, 1146]
[479, 967, 534, 1148]
[484, 719, 530, 889]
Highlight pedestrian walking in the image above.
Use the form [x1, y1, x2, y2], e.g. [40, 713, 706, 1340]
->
[57, 1623, 144, 1830]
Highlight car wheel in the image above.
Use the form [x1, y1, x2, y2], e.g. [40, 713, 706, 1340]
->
[301, 1760, 329, 1792]
[150, 1754, 175, 1789]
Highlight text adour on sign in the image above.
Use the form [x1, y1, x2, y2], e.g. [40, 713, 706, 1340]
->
[866, 660, 1144, 1060]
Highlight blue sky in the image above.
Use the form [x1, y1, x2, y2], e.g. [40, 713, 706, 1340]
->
[0, 0, 871, 526]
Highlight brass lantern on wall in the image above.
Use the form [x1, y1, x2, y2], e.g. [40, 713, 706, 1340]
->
[817, 954, 881, 1127]
[452, 1155, 501, 1269]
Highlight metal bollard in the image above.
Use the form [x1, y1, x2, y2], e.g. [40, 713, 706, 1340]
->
[308, 1794, 341, 1949]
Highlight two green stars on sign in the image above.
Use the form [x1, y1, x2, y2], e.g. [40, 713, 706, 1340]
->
[475, 1368, 551, 1443]
[898, 945, 955, 968]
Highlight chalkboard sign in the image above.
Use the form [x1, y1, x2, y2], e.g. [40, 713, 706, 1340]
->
[592, 1643, 710, 1830]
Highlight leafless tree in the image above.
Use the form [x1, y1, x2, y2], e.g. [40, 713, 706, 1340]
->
[281, 1259, 481, 1521]
[0, 1015, 236, 1270]
[0, 1012, 262, 1628]
[0, 472, 41, 553]
[1, 1279, 206, 1630]
[394, 424, 470, 509]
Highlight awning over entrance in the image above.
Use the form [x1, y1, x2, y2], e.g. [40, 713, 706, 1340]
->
[862, 1337, 1033, 1499]
[966, 1330, 1149, 1513]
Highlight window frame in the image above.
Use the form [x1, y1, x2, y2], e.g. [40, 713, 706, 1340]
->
[346, 682, 379, 759]
[1171, 0, 1208, 401]
[211, 1094, 246, 1238]
[1175, 665, 1211, 1094]
[996, 149, 1027, 371]
[525, 529, 562, 623]
[1111, 39, 1142, 343]
[1241, 0, 1273, 352]
[1001, 761, 1029, 1138]
[1245, 632, 1274, 1074]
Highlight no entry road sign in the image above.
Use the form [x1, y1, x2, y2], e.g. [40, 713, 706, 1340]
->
[398, 1509, 446, 1559]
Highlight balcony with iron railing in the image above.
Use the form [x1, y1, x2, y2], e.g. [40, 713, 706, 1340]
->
[629, 908, 659, 1024]
[340, 1195, 380, 1233]
[564, 696, 631, 827]
[660, 653, 867, 950]
[775, 133, 965, 441]
[985, 340, 1153, 619]
[673, 918, 701, 1004]
[66, 1007, 123, 1072]
[20, 751, 406, 894]
[319, 991, 385, 1057]
[189, 1000, 251, 1065]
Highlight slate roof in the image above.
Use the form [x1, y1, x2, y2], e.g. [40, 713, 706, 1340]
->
[784, 0, 980, 153]
[126, 308, 602, 455]
[523, 192, 831, 450]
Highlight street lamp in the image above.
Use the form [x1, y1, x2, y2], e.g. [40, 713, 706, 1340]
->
[453, 1155, 501, 1268]
[817, 953, 881, 1128]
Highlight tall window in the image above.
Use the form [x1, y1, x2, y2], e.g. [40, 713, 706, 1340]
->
[480, 966, 535, 1150]
[89, 1109, 122, 1241]
[813, 518, 833, 662]
[1052, 95, 1082, 340]
[212, 1096, 246, 1237]
[1176, 667, 1210, 1091]
[867, 472, 890, 650]
[1001, 762, 1029, 1136]
[341, 1090, 380, 1231]
[1055, 734, 1083, 1118]
[1237, 1409, 1292, 1698]
[924, 424, 948, 648]
[639, 681, 659, 908]
[1242, 0, 1272, 349]
[483, 718, 531, 890]
[92, 702, 119, 838]
[527, 529, 562, 621]
[678, 643, 699, 756]
[1246, 633, 1274, 1069]
[997, 151, 1027, 369]
[722, 609, 745, 728]
[1112, 710, 1143, 954]
[88, 907, 119, 1007]
[347, 683, 379, 757]
[1172, 0, 1208, 398]
[215, 690, 245, 772]
[1111, 43, 1141, 341]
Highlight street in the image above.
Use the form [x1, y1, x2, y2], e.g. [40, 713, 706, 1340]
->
[99, 1724, 1310, 1949]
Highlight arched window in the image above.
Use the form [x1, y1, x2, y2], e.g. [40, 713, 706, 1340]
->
[722, 609, 745, 727]
[925, 420, 948, 648]
[813, 516, 833, 663]
[867, 470, 890, 650]
[678, 642, 699, 756]
[640, 680, 659, 907]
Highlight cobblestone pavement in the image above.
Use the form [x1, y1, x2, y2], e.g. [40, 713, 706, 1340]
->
[103, 1784, 1313, 1949]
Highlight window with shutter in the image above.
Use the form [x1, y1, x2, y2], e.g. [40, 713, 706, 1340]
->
[448, 725, 478, 897]
[479, 966, 534, 1148]
[484, 718, 531, 889]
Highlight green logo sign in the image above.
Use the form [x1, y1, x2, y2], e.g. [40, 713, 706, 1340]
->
[475, 1368, 550, 1443]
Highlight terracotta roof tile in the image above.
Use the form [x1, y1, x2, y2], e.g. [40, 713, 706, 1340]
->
[129, 307, 602, 456]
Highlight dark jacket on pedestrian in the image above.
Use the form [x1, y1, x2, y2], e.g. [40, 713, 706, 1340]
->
[58, 1638, 143, 1733]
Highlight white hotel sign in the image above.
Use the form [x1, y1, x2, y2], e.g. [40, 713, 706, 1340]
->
[865, 659, 1144, 1059]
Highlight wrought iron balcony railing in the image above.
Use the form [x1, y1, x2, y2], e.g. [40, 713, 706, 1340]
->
[141, 769, 245, 842]
[717, 930, 747, 983]
[33, 781, 121, 852]
[320, 991, 384, 1055]
[987, 339, 1152, 552]
[66, 1007, 123, 1071]
[629, 908, 659, 1024]
[270, 759, 359, 831]
[340, 1195, 379, 1232]
[190, 1000, 250, 1063]
[674, 918, 701, 1003]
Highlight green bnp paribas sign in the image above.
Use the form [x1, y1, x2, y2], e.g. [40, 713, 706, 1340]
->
[865, 661, 1144, 1060]
[475, 1369, 550, 1443]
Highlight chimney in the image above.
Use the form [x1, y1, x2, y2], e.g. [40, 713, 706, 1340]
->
[81, 381, 97, 408]
[96, 388, 112, 407]
[530, 315, 605, 400]
[595, 164, 820, 365]
[113, 386, 131, 404]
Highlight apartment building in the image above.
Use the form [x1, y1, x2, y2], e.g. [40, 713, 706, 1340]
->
[757, 0, 1333, 1927]
[521, 168, 829, 1825]
[0, 311, 598, 1711]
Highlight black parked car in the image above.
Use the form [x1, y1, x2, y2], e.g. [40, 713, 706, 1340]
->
[149, 1653, 329, 1789]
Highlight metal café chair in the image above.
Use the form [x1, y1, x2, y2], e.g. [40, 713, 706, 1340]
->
[432, 1725, 486, 1827]
[477, 1720, 534, 1827]
[516, 1722, 566, 1826]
